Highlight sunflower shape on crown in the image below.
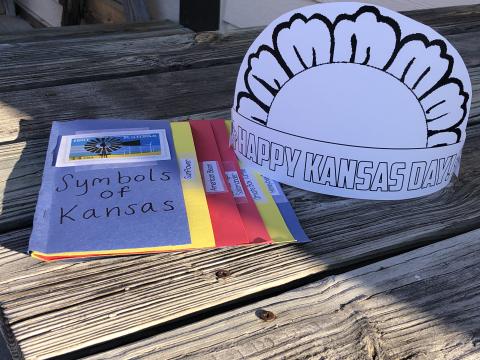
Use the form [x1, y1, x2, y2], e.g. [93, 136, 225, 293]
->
[235, 5, 470, 149]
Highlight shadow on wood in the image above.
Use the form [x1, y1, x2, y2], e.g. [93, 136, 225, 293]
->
[0, 331, 12, 360]
[0, 6, 479, 358]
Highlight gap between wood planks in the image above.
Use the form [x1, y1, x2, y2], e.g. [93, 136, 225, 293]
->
[1, 219, 478, 360]
[0, 20, 188, 44]
[0, 68, 478, 357]
[0, 26, 475, 94]
[40, 227, 480, 360]
[0, 120, 480, 357]
[0, 6, 477, 93]
[0, 62, 476, 232]
[84, 228, 480, 360]
[0, 38, 476, 146]
[0, 4, 478, 358]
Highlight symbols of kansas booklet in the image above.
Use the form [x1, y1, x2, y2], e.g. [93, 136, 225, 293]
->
[29, 119, 308, 261]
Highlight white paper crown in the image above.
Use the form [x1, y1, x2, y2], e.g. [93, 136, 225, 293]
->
[231, 2, 471, 200]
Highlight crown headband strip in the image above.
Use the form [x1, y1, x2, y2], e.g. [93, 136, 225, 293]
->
[231, 2, 471, 200]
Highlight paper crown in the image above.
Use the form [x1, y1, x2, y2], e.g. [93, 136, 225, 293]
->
[231, 2, 471, 200]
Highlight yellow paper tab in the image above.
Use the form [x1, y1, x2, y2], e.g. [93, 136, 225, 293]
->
[171, 121, 216, 249]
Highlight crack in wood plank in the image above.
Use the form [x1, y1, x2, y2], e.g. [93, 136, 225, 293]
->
[0, 5, 478, 358]
[84, 229, 480, 360]
[0, 63, 477, 232]
[1, 121, 480, 357]
[0, 18, 476, 93]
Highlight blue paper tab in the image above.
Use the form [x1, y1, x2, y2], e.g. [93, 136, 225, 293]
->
[262, 176, 309, 242]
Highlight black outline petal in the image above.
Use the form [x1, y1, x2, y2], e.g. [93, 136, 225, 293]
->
[235, 5, 470, 147]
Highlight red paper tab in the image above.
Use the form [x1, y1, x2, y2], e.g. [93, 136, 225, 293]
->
[190, 121, 249, 246]
[211, 120, 271, 244]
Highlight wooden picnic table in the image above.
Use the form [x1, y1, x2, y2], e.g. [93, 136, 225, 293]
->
[0, 4, 479, 359]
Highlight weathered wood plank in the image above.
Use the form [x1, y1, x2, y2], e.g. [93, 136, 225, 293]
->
[0, 26, 476, 139]
[2, 121, 480, 359]
[0, 7, 477, 92]
[0, 48, 477, 144]
[0, 6, 478, 359]
[402, 4, 480, 28]
[0, 3, 469, 45]
[0, 62, 478, 231]
[0, 26, 193, 65]
[0, 63, 239, 143]
[0, 20, 185, 44]
[87, 229, 480, 360]
[0, 29, 250, 92]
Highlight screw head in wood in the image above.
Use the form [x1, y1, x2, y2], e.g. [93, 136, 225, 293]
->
[256, 309, 276, 322]
[215, 269, 231, 279]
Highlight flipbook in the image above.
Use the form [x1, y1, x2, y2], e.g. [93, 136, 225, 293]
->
[29, 119, 308, 261]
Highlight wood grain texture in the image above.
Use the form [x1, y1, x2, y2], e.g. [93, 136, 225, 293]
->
[0, 62, 477, 231]
[0, 29, 252, 92]
[0, 60, 241, 132]
[0, 5, 478, 359]
[0, 11, 476, 94]
[2, 121, 480, 358]
[0, 20, 185, 43]
[402, 3, 480, 24]
[0, 6, 474, 135]
[87, 229, 480, 360]
[0, 62, 239, 141]
[0, 25, 476, 140]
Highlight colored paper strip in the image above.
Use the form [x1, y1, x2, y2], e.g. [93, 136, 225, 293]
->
[224, 120, 296, 244]
[190, 120, 249, 246]
[211, 119, 271, 244]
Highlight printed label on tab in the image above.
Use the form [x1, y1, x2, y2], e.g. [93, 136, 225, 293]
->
[180, 158, 196, 181]
[225, 171, 247, 198]
[241, 168, 266, 202]
[262, 176, 280, 196]
[202, 161, 226, 193]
